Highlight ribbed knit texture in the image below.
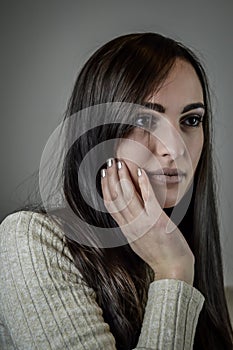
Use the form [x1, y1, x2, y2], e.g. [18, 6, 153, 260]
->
[0, 211, 205, 349]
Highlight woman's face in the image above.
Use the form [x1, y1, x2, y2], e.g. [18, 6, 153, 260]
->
[116, 59, 205, 208]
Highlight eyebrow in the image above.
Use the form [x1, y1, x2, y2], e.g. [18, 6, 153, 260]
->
[141, 102, 206, 114]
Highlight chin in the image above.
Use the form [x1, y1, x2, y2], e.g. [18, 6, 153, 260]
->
[162, 193, 184, 208]
[163, 201, 178, 209]
[152, 181, 191, 209]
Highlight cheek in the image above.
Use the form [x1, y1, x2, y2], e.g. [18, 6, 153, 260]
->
[185, 132, 204, 171]
[116, 137, 152, 167]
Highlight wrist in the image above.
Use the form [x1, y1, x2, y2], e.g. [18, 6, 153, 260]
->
[153, 270, 194, 286]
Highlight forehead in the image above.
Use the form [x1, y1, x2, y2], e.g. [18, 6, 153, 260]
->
[148, 59, 204, 110]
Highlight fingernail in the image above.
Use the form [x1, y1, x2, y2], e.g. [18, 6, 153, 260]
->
[137, 168, 142, 177]
[117, 161, 122, 170]
[101, 169, 106, 178]
[106, 158, 114, 168]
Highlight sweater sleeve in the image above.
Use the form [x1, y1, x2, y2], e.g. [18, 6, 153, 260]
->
[0, 211, 205, 350]
[135, 279, 204, 349]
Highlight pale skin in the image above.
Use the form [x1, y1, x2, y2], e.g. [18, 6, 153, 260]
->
[101, 59, 205, 285]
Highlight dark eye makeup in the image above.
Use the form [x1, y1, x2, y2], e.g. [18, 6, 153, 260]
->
[181, 114, 204, 128]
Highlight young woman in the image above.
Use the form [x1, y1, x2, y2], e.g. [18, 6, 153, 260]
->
[0, 33, 232, 349]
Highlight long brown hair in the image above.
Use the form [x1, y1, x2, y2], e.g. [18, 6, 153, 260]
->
[53, 33, 233, 349]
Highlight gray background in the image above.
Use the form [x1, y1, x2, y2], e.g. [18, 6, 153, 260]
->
[1, 0, 233, 286]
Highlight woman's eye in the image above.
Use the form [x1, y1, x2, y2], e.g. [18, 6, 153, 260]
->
[134, 114, 157, 130]
[182, 115, 203, 127]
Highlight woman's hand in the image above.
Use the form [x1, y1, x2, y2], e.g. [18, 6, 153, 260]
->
[101, 158, 194, 285]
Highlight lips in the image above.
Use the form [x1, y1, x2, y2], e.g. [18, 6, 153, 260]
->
[147, 168, 186, 184]
[152, 168, 186, 176]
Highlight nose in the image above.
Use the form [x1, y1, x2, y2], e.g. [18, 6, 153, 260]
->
[152, 123, 185, 159]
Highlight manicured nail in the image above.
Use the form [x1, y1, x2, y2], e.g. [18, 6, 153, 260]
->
[101, 169, 106, 178]
[137, 168, 142, 177]
[106, 158, 114, 168]
[117, 161, 122, 170]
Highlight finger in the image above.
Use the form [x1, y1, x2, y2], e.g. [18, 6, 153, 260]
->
[116, 160, 144, 219]
[104, 158, 145, 225]
[104, 158, 132, 217]
[137, 168, 163, 220]
[101, 163, 131, 227]
[100, 168, 111, 202]
[105, 158, 122, 201]
[101, 167, 120, 215]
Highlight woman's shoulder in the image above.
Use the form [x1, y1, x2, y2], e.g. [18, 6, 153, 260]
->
[0, 212, 102, 350]
[1, 210, 66, 242]
[1, 210, 56, 230]
[1, 210, 65, 251]
[1, 210, 62, 234]
[0, 210, 81, 282]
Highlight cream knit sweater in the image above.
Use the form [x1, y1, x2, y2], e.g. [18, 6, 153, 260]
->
[0, 211, 204, 349]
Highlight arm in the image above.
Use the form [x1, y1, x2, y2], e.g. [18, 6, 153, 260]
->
[0, 211, 116, 350]
[0, 211, 204, 350]
[136, 279, 204, 349]
[100, 158, 205, 349]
